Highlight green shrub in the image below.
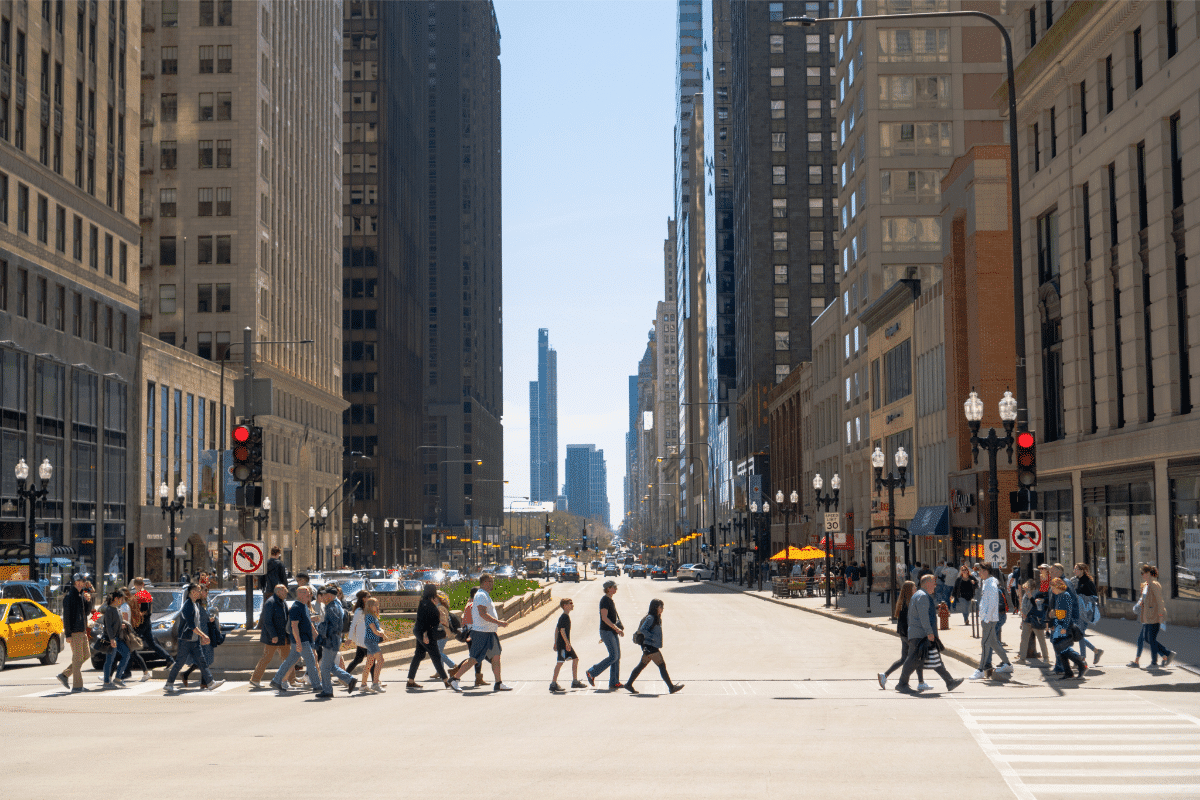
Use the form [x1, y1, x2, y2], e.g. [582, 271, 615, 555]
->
[444, 577, 539, 610]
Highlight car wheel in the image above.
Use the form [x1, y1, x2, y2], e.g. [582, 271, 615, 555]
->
[695, 575, 700, 582]
[40, 635, 61, 665]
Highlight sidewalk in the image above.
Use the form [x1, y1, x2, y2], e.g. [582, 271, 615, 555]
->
[710, 578, 1200, 686]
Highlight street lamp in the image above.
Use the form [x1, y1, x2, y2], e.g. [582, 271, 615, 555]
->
[309, 505, 328, 571]
[813, 473, 841, 608]
[964, 389, 1018, 562]
[350, 513, 370, 569]
[159, 480, 186, 583]
[773, 489, 801, 584]
[871, 446, 908, 619]
[15, 457, 53, 583]
[748, 498, 770, 591]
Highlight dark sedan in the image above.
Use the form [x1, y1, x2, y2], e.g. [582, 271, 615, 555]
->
[561, 565, 580, 583]
[649, 565, 669, 580]
[603, 563, 620, 577]
[628, 564, 648, 578]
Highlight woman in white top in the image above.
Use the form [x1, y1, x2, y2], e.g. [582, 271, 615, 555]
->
[343, 590, 371, 682]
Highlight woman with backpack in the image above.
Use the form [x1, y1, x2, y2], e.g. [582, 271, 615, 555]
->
[1016, 579, 1050, 664]
[1071, 563, 1103, 664]
[181, 585, 224, 687]
[624, 599, 683, 695]
[950, 565, 977, 625]
[877, 580, 927, 691]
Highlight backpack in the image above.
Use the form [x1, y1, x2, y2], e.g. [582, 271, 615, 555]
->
[997, 587, 1008, 622]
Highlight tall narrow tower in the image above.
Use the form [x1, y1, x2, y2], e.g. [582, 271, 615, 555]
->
[529, 328, 557, 503]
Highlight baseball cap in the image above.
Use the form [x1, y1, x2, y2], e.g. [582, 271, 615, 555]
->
[603, 580, 617, 589]
[318, 585, 338, 596]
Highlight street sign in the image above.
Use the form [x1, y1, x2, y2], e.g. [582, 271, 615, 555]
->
[824, 513, 841, 533]
[983, 539, 1007, 568]
[34, 536, 51, 558]
[231, 542, 266, 575]
[833, 530, 853, 550]
[1009, 519, 1045, 553]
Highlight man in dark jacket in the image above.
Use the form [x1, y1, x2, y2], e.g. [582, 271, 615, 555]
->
[55, 573, 93, 692]
[260, 547, 288, 597]
[314, 586, 354, 697]
[249, 583, 291, 689]
[895, 574, 964, 694]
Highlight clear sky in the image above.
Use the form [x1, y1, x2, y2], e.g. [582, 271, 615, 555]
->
[495, 0, 677, 529]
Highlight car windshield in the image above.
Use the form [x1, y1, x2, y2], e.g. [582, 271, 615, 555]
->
[151, 591, 185, 613]
[339, 579, 367, 596]
[400, 580, 424, 592]
[209, 593, 262, 613]
[371, 580, 398, 592]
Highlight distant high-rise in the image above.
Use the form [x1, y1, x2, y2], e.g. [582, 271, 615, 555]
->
[565, 444, 610, 527]
[529, 329, 557, 504]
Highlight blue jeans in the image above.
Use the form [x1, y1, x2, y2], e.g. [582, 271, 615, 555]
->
[273, 641, 319, 689]
[166, 639, 212, 686]
[1076, 621, 1098, 657]
[589, 630, 621, 687]
[436, 637, 456, 669]
[318, 640, 354, 694]
[1141, 623, 1171, 665]
[103, 640, 130, 684]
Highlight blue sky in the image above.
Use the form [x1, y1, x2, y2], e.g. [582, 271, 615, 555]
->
[495, 0, 676, 528]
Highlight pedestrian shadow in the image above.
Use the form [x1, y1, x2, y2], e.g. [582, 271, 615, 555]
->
[771, 696, 816, 701]
[1114, 680, 1200, 692]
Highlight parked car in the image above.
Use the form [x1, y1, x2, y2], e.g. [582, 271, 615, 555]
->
[358, 569, 390, 580]
[369, 579, 399, 593]
[561, 565, 580, 583]
[677, 564, 713, 582]
[0, 598, 64, 670]
[417, 569, 446, 584]
[0, 580, 50, 605]
[208, 590, 264, 632]
[603, 563, 621, 578]
[628, 564, 648, 578]
[399, 580, 425, 593]
[649, 565, 669, 580]
[493, 565, 516, 579]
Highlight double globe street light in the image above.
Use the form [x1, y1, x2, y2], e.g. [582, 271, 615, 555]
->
[15, 457, 53, 582]
[774, 489, 801, 584]
[871, 445, 908, 619]
[964, 389, 1019, 563]
[159, 480, 186, 583]
[309, 505, 329, 571]
[748, 497, 771, 591]
[813, 473, 841, 608]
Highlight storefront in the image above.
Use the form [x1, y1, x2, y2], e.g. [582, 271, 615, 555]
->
[1082, 470, 1156, 603]
[1039, 484, 1074, 566]
[949, 472, 979, 565]
[1169, 460, 1200, 602]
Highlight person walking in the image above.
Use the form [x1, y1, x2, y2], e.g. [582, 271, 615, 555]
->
[877, 580, 926, 691]
[343, 589, 371, 682]
[180, 586, 222, 688]
[1016, 579, 1050, 664]
[1048, 563, 1082, 675]
[314, 586, 355, 698]
[1129, 565, 1173, 669]
[458, 586, 487, 687]
[970, 563, 1013, 680]
[430, 591, 459, 678]
[117, 587, 151, 683]
[585, 580, 624, 690]
[1070, 563, 1104, 664]
[360, 597, 388, 692]
[163, 584, 223, 693]
[261, 546, 288, 597]
[270, 585, 320, 694]
[131, 577, 173, 666]
[1048, 577, 1088, 680]
[406, 584, 457, 692]
[893, 574, 963, 693]
[624, 599, 684, 694]
[549, 598, 585, 692]
[56, 573, 93, 692]
[450, 573, 511, 691]
[249, 584, 291, 689]
[100, 590, 131, 690]
[950, 564, 977, 625]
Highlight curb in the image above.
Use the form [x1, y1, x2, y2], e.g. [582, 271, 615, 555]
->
[708, 581, 981, 669]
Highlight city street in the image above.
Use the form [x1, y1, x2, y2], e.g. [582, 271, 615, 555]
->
[1, 579, 1197, 799]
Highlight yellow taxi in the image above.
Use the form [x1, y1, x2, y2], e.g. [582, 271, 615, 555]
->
[0, 598, 64, 670]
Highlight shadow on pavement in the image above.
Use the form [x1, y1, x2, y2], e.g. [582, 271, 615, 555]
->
[1113, 681, 1200, 692]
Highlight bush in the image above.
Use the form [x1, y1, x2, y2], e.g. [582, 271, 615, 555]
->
[444, 577, 539, 610]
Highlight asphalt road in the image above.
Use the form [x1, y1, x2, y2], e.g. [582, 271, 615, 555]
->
[2, 577, 1197, 799]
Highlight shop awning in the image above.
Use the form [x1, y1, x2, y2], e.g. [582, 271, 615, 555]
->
[908, 505, 949, 537]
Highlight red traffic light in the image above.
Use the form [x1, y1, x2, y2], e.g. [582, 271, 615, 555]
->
[232, 424, 251, 443]
[1016, 431, 1035, 449]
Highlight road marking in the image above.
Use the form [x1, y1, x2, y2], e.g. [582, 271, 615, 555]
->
[1023, 785, 1200, 794]
[1013, 770, 1200, 778]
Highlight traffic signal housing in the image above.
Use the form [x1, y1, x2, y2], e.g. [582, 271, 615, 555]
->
[247, 425, 264, 482]
[231, 423, 253, 482]
[1015, 430, 1037, 487]
[581, 526, 588, 552]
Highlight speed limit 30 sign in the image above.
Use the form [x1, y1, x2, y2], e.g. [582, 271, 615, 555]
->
[1009, 520, 1045, 553]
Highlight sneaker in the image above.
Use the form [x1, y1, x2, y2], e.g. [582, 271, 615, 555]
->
[917, 682, 933, 692]
[585, 670, 596, 688]
[494, 683, 513, 692]
[895, 684, 917, 694]
[1079, 662, 1088, 676]
[570, 680, 586, 689]
[101, 682, 117, 690]
[969, 670, 986, 680]
[1163, 653, 1174, 667]
[314, 692, 334, 699]
[163, 683, 176, 694]
[609, 682, 624, 691]
[249, 679, 263, 689]
[140, 672, 150, 683]
[112, 679, 127, 689]
[449, 679, 462, 692]
[372, 683, 386, 693]
[204, 679, 225, 691]
[549, 682, 565, 693]
[1127, 661, 1140, 668]
[1093, 648, 1104, 665]
[877, 672, 887, 690]
[945, 677, 964, 692]
[668, 683, 685, 694]
[56, 673, 70, 691]
[70, 686, 86, 693]
[994, 663, 1013, 674]
[346, 678, 358, 694]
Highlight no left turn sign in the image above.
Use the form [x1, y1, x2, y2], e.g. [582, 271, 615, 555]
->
[232, 541, 266, 575]
[1009, 520, 1045, 553]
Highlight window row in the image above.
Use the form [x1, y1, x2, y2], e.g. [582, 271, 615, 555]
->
[158, 45, 233, 75]
[154, 139, 233, 169]
[0, 261, 130, 352]
[158, 235, 233, 266]
[157, 92, 233, 122]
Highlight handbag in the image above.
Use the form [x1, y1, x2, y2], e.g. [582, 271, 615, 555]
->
[632, 631, 645, 645]
[120, 625, 145, 651]
[1068, 623, 1084, 643]
[432, 624, 447, 641]
[95, 636, 114, 654]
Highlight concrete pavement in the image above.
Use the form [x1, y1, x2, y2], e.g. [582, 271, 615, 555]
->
[0, 576, 1197, 799]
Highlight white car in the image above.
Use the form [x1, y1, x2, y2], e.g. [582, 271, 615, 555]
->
[208, 590, 264, 632]
[676, 564, 713, 582]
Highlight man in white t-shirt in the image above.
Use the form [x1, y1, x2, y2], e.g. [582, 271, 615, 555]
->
[450, 574, 511, 691]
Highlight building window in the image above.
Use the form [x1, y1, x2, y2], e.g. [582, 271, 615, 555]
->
[877, 29, 949, 62]
[160, 93, 177, 122]
[770, 34, 783, 53]
[772, 166, 786, 185]
[811, 297, 826, 317]
[879, 122, 951, 156]
[770, 100, 785, 119]
[16, 183, 28, 234]
[159, 284, 177, 314]
[162, 0, 179, 27]
[771, 132, 786, 152]
[217, 45, 232, 73]
[160, 188, 176, 217]
[775, 331, 790, 351]
[1049, 107, 1057, 158]
[217, 92, 232, 121]
[161, 140, 177, 170]
[217, 0, 232, 25]
[216, 186, 231, 215]
[197, 331, 212, 360]
[774, 298, 789, 317]
[199, 45, 213, 73]
[216, 235, 231, 264]
[72, 215, 82, 260]
[883, 338, 912, 404]
[1133, 28, 1143, 90]
[161, 46, 177, 75]
[197, 187, 212, 216]
[88, 225, 98, 269]
[773, 231, 788, 251]
[216, 283, 231, 312]
[36, 195, 47, 243]
[770, 67, 784, 86]
[1104, 55, 1114, 114]
[197, 283, 212, 313]
[773, 198, 787, 218]
[1033, 122, 1041, 172]
[880, 217, 941, 252]
[774, 264, 788, 284]
[199, 0, 214, 26]
[160, 236, 176, 266]
[55, 205, 65, 251]
[199, 92, 214, 121]
[810, 230, 824, 250]
[769, 2, 783, 21]
[1028, 6, 1037, 48]
[878, 75, 951, 109]
[216, 139, 231, 168]
[1080, 80, 1088, 136]
[776, 365, 790, 384]
[198, 140, 213, 168]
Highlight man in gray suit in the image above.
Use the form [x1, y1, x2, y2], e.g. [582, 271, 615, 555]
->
[895, 574, 964, 694]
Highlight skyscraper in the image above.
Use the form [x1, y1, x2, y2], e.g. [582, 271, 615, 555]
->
[565, 444, 610, 527]
[420, 2, 503, 536]
[529, 328, 557, 504]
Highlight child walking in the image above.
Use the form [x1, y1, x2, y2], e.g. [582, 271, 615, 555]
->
[549, 598, 585, 692]
[361, 598, 387, 692]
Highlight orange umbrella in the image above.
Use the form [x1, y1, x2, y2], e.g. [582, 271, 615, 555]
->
[769, 545, 826, 561]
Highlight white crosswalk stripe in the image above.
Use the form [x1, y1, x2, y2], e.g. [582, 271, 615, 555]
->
[951, 699, 1200, 799]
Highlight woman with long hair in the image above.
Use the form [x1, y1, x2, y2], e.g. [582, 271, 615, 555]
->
[406, 583, 458, 692]
[1016, 579, 1050, 664]
[1071, 562, 1103, 664]
[100, 589, 131, 689]
[343, 589, 371, 683]
[118, 587, 151, 682]
[430, 591, 459, 678]
[624, 599, 683, 694]
[950, 565, 977, 625]
[877, 581, 926, 690]
[181, 585, 221, 688]
[1129, 565, 1173, 668]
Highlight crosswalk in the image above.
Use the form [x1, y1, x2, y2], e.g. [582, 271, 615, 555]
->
[951, 698, 1200, 798]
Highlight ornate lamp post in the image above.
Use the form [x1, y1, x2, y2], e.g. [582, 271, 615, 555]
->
[159, 480, 186, 584]
[350, 513, 370, 569]
[748, 499, 770, 591]
[15, 458, 53, 583]
[964, 389, 1018, 560]
[871, 446, 908, 619]
[309, 505, 328, 571]
[774, 489, 800, 581]
[813, 473, 841, 608]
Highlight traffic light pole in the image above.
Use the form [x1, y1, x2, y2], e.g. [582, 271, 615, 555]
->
[242, 327, 255, 629]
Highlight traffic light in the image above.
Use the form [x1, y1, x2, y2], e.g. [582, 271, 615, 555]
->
[1015, 430, 1037, 487]
[231, 423, 253, 482]
[247, 425, 264, 482]
[1010, 487, 1038, 512]
[545, 518, 551, 552]
[581, 526, 588, 552]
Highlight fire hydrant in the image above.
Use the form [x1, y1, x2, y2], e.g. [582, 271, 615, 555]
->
[937, 601, 951, 630]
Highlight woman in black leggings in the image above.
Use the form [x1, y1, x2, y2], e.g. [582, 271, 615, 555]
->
[343, 590, 371, 677]
[625, 600, 683, 694]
